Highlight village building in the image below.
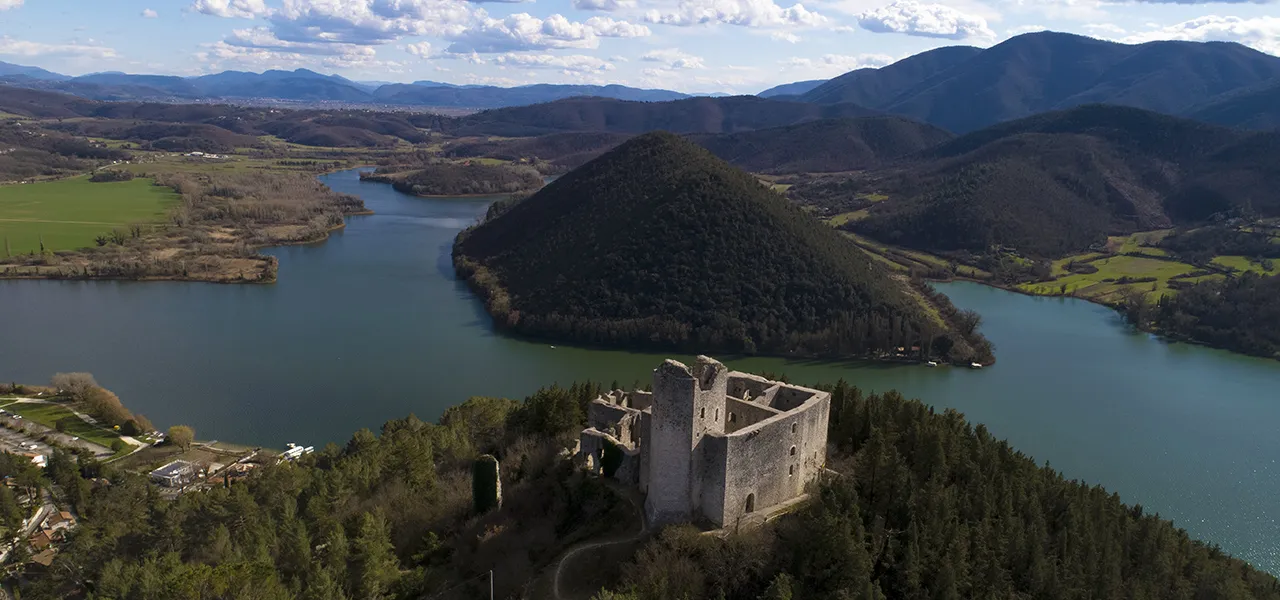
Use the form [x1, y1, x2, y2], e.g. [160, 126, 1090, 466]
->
[150, 460, 197, 488]
[576, 356, 831, 529]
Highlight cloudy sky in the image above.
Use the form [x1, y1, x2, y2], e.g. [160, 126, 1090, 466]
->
[1, 0, 1277, 94]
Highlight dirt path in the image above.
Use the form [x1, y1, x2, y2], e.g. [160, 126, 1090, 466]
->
[552, 485, 648, 600]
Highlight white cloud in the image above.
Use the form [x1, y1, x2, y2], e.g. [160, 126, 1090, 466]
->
[197, 41, 388, 71]
[782, 52, 894, 75]
[645, 0, 828, 27]
[222, 27, 377, 57]
[0, 36, 117, 58]
[405, 41, 433, 57]
[1121, 16, 1280, 55]
[491, 53, 616, 72]
[641, 48, 706, 68]
[445, 13, 649, 53]
[573, 0, 638, 9]
[770, 30, 801, 41]
[268, 0, 477, 45]
[1083, 22, 1126, 35]
[0, 0, 23, 10]
[142, 8, 160, 18]
[586, 16, 652, 37]
[192, 0, 269, 19]
[1005, 24, 1048, 36]
[857, 0, 994, 39]
[1112, 0, 1271, 4]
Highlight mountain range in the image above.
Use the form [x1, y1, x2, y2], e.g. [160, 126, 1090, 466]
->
[794, 32, 1280, 132]
[5, 31, 1280, 128]
[841, 105, 1280, 257]
[0, 62, 691, 109]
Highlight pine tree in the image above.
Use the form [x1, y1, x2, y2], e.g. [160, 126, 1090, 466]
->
[349, 512, 400, 600]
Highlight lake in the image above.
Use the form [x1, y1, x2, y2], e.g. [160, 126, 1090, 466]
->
[2, 168, 1278, 573]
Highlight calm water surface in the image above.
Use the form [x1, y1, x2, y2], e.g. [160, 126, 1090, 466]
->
[2, 168, 1278, 572]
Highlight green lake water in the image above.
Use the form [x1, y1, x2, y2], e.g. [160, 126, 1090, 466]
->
[1, 168, 1278, 573]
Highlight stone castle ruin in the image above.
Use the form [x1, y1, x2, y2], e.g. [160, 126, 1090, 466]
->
[576, 356, 830, 528]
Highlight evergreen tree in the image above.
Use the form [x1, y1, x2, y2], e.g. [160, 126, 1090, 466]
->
[349, 512, 400, 600]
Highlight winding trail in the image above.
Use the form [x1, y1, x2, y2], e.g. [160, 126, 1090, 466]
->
[552, 484, 648, 600]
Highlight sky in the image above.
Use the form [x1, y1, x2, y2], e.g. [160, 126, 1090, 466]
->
[0, 0, 1278, 94]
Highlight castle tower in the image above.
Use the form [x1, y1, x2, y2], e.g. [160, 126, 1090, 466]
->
[644, 355, 728, 525]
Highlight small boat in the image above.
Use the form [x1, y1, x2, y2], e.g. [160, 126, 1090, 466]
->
[926, 361, 938, 367]
[549, 345, 556, 349]
[970, 362, 983, 369]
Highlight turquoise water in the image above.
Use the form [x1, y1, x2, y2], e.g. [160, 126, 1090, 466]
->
[1, 168, 1277, 573]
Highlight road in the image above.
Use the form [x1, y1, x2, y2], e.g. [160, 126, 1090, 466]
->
[552, 484, 648, 600]
[0, 489, 54, 564]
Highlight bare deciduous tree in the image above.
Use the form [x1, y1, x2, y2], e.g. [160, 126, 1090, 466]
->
[51, 372, 98, 400]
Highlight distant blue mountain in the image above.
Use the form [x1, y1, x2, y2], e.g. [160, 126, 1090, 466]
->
[0, 61, 68, 81]
[373, 82, 691, 108]
[0, 62, 696, 109]
[757, 79, 826, 98]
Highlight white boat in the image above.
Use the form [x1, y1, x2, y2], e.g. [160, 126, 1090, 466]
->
[926, 361, 938, 367]
[970, 362, 983, 369]
[550, 345, 556, 349]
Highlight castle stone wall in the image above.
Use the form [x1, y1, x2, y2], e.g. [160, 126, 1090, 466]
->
[717, 388, 829, 527]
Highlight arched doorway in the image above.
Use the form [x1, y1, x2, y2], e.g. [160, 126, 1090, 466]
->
[745, 493, 755, 514]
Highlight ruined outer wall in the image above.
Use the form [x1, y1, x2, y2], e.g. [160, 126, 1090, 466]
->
[716, 390, 830, 528]
[646, 360, 699, 524]
[689, 358, 728, 516]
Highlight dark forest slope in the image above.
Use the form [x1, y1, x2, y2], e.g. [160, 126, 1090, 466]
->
[454, 132, 990, 361]
[845, 106, 1280, 257]
[443, 132, 634, 172]
[801, 32, 1280, 133]
[1185, 79, 1280, 130]
[441, 116, 952, 176]
[452, 96, 882, 136]
[799, 45, 982, 107]
[688, 116, 955, 174]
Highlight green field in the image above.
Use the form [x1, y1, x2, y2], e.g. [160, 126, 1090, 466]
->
[1212, 255, 1279, 275]
[1020, 255, 1199, 301]
[0, 401, 131, 453]
[0, 176, 179, 253]
[827, 210, 868, 226]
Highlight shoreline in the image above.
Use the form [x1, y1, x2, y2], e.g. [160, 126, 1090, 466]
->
[924, 273, 1280, 362]
[0, 172, 375, 285]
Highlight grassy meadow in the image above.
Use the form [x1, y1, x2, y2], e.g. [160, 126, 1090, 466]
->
[0, 400, 131, 453]
[0, 176, 179, 254]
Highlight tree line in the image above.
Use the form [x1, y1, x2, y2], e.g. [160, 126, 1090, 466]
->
[596, 381, 1280, 599]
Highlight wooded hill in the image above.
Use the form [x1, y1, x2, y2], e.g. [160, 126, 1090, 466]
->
[443, 132, 634, 173]
[839, 105, 1280, 257]
[454, 131, 992, 362]
[797, 32, 1280, 133]
[444, 116, 953, 176]
[687, 117, 954, 174]
[449, 96, 883, 136]
[360, 162, 543, 197]
[1185, 79, 1280, 131]
[0, 86, 447, 149]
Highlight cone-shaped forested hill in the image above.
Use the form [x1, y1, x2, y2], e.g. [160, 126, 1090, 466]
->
[454, 131, 988, 360]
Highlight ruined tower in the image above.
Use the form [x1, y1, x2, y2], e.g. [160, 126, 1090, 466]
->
[644, 356, 728, 525]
